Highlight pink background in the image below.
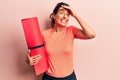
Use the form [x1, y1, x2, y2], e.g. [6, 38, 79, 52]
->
[0, 0, 120, 80]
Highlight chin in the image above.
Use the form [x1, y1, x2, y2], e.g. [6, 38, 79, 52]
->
[60, 23, 68, 27]
[57, 22, 68, 27]
[60, 25, 67, 27]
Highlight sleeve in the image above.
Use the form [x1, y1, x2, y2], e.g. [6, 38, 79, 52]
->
[70, 26, 81, 39]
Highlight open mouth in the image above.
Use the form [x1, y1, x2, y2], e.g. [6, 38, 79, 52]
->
[61, 19, 68, 23]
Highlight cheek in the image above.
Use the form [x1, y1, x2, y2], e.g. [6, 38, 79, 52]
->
[56, 14, 63, 19]
[66, 16, 70, 20]
[55, 15, 62, 22]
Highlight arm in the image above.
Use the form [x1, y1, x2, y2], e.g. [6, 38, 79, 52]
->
[62, 5, 96, 39]
[73, 14, 96, 39]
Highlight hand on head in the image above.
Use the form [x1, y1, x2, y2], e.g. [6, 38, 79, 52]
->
[61, 5, 76, 17]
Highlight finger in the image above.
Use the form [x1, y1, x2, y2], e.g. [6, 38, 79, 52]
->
[31, 59, 38, 65]
[36, 55, 42, 61]
[30, 58, 38, 65]
[28, 54, 42, 65]
[30, 61, 35, 65]
[31, 56, 41, 62]
[26, 49, 31, 57]
[27, 49, 30, 54]
[61, 5, 74, 16]
[30, 56, 41, 65]
[32, 56, 41, 63]
[31, 55, 40, 60]
[27, 53, 31, 58]
[37, 54, 42, 60]
[34, 59, 39, 65]
[61, 5, 71, 10]
[32, 54, 42, 59]
[36, 54, 42, 59]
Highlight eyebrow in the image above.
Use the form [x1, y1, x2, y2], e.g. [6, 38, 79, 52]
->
[58, 8, 70, 14]
[59, 8, 65, 11]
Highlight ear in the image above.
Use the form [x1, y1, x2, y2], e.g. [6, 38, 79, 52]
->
[52, 14, 56, 19]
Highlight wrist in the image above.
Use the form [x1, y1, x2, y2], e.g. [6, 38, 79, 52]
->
[73, 13, 79, 19]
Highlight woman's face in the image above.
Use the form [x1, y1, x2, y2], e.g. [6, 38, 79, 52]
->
[53, 7, 70, 27]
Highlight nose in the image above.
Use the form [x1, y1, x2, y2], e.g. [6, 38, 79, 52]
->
[63, 13, 68, 19]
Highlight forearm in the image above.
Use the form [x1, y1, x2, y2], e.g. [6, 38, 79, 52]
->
[74, 14, 96, 38]
[61, 5, 96, 39]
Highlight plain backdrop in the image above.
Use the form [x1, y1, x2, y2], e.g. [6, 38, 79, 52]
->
[0, 0, 120, 80]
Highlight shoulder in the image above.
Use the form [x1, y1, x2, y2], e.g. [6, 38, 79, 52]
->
[66, 25, 78, 31]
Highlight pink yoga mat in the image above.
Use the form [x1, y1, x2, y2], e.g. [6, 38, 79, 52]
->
[21, 17, 48, 75]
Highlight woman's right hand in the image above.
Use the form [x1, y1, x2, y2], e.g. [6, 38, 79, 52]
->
[26, 50, 42, 65]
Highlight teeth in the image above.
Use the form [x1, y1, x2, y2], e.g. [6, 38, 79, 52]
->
[61, 20, 66, 23]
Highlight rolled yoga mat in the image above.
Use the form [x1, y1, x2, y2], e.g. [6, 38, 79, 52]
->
[21, 17, 48, 75]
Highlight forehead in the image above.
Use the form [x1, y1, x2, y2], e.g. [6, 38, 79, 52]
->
[58, 7, 70, 13]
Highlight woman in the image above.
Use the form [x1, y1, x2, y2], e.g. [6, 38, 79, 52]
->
[26, 2, 96, 80]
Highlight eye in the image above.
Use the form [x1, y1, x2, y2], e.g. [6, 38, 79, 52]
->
[59, 11, 64, 14]
[66, 13, 70, 16]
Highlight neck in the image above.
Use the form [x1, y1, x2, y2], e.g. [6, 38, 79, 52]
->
[53, 25, 66, 32]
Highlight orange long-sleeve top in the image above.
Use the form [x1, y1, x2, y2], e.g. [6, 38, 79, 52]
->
[41, 26, 80, 77]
